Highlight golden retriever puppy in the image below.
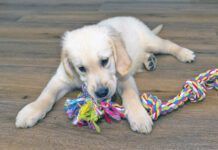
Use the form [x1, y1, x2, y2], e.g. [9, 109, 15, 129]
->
[16, 16, 195, 133]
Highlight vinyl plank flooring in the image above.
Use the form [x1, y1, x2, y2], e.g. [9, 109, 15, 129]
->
[0, 0, 217, 150]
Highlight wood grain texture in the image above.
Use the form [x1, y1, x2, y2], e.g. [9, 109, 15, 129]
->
[0, 0, 218, 149]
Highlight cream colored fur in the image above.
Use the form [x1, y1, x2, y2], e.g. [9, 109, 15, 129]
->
[16, 16, 195, 133]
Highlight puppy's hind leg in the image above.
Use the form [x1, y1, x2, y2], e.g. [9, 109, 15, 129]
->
[143, 53, 157, 71]
[146, 34, 195, 63]
[137, 53, 157, 72]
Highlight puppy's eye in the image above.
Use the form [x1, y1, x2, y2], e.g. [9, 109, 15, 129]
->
[101, 58, 109, 67]
[78, 66, 86, 73]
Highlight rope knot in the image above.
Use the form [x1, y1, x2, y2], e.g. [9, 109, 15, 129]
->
[183, 80, 206, 102]
[141, 93, 162, 120]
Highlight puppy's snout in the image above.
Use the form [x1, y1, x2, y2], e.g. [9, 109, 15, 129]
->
[95, 86, 109, 98]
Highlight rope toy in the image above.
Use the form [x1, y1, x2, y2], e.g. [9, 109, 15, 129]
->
[64, 69, 218, 132]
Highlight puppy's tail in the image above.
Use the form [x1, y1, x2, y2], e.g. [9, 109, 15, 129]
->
[152, 24, 163, 35]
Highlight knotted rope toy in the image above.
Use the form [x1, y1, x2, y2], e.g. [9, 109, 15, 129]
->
[64, 69, 218, 132]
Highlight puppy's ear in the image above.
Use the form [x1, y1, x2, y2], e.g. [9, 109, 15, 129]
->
[109, 29, 132, 77]
[61, 49, 75, 80]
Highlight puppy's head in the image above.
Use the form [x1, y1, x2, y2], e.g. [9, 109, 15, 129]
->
[61, 25, 131, 99]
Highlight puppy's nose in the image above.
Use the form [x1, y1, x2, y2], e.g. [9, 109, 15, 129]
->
[95, 87, 109, 98]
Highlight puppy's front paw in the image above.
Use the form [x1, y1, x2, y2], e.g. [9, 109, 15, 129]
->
[177, 48, 195, 63]
[15, 103, 46, 128]
[127, 107, 153, 134]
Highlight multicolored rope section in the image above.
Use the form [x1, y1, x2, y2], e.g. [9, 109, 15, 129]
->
[64, 68, 218, 132]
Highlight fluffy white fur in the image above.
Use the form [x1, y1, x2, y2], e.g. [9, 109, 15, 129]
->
[16, 16, 195, 133]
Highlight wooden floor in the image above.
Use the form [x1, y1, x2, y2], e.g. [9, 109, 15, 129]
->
[0, 0, 218, 149]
